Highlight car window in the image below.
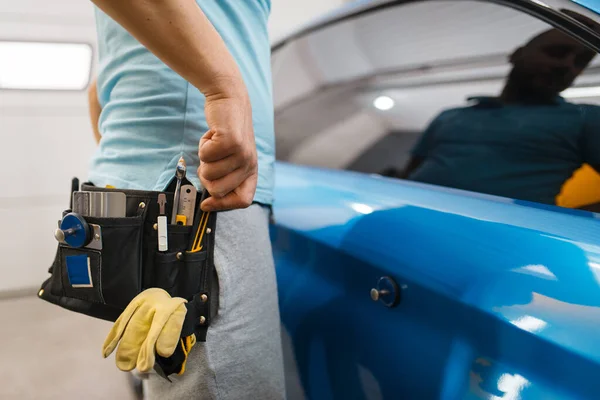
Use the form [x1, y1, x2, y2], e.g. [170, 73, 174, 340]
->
[272, 0, 600, 212]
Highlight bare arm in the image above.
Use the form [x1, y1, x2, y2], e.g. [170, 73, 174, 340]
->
[88, 79, 102, 144]
[90, 0, 258, 210]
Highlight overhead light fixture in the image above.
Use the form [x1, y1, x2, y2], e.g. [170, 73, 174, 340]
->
[562, 86, 600, 99]
[373, 95, 395, 111]
[0, 41, 92, 90]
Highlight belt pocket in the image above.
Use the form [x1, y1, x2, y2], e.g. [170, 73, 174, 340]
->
[153, 251, 183, 297]
[158, 223, 193, 253]
[144, 223, 192, 290]
[51, 214, 145, 310]
[58, 246, 104, 304]
[152, 250, 207, 300]
[181, 251, 208, 300]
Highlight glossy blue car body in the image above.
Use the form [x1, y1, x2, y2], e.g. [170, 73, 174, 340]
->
[269, 2, 600, 398]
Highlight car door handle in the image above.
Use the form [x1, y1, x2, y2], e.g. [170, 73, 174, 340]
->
[370, 276, 401, 308]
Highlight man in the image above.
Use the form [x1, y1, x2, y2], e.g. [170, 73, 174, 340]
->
[86, 1, 284, 399]
[402, 27, 600, 205]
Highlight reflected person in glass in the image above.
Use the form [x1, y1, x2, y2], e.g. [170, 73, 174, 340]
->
[401, 25, 600, 207]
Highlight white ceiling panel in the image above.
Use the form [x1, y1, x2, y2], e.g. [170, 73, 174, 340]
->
[300, 0, 548, 84]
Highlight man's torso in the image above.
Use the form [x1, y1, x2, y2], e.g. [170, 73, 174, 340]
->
[409, 98, 591, 204]
[90, 0, 275, 205]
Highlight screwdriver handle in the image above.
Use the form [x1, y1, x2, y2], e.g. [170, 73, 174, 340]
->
[70, 177, 79, 210]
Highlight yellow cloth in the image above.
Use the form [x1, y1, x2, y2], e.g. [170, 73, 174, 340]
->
[102, 288, 187, 372]
[178, 335, 197, 375]
[557, 164, 600, 209]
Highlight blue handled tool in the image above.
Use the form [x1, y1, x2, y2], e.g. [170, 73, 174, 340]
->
[55, 213, 91, 248]
[54, 212, 103, 250]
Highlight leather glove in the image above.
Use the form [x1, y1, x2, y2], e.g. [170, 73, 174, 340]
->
[102, 288, 188, 373]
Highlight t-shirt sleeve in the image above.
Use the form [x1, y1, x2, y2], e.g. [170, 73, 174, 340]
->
[581, 105, 600, 168]
[410, 112, 445, 158]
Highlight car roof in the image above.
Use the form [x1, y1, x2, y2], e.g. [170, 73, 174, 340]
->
[271, 0, 392, 51]
[271, 0, 600, 52]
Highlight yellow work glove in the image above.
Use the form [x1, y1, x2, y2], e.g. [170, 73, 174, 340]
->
[102, 288, 187, 373]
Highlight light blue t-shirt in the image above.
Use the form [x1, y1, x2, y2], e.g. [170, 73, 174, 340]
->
[89, 0, 275, 205]
[408, 96, 600, 205]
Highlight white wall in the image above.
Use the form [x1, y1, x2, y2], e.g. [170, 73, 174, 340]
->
[0, 1, 98, 294]
[269, 0, 349, 43]
[0, 0, 349, 294]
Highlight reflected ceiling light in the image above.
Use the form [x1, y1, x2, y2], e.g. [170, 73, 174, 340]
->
[373, 95, 395, 111]
[589, 262, 600, 285]
[562, 86, 600, 99]
[0, 41, 92, 90]
[350, 203, 374, 215]
[519, 264, 556, 280]
[497, 373, 530, 399]
[511, 315, 547, 333]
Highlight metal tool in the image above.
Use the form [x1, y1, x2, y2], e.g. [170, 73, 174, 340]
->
[72, 191, 126, 218]
[171, 157, 187, 225]
[177, 184, 197, 226]
[87, 225, 103, 250]
[158, 194, 168, 251]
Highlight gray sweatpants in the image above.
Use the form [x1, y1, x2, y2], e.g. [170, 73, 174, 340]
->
[144, 204, 286, 399]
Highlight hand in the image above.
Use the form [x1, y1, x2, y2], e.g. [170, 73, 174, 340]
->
[198, 85, 258, 211]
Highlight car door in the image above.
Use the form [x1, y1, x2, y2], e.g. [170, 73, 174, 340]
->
[270, 0, 600, 399]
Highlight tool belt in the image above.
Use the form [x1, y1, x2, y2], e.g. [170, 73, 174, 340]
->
[38, 177, 217, 371]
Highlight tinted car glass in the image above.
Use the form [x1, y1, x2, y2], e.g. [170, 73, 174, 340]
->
[272, 0, 600, 212]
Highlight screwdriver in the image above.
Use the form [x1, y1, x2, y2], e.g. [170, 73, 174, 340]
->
[158, 194, 168, 251]
[171, 157, 186, 225]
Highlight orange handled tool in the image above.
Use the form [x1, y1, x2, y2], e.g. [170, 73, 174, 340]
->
[187, 189, 211, 253]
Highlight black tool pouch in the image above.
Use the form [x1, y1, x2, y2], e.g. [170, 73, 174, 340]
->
[38, 178, 218, 339]
[39, 200, 148, 321]
[154, 211, 218, 378]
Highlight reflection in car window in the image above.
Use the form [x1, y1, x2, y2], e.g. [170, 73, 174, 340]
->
[401, 27, 599, 206]
[272, 1, 600, 211]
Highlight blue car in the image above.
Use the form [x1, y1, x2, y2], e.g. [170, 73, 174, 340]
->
[270, 0, 600, 398]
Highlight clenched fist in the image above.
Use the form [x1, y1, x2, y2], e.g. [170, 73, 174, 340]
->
[198, 86, 258, 211]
